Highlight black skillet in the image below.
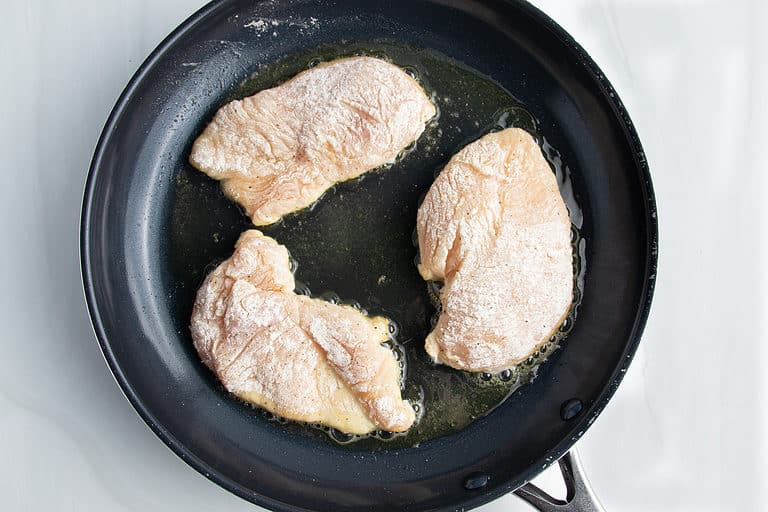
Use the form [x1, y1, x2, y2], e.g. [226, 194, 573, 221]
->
[81, 1, 657, 511]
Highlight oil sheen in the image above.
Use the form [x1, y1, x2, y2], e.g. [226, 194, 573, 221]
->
[170, 41, 585, 450]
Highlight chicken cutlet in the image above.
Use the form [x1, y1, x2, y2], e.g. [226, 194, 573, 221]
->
[417, 128, 573, 373]
[190, 230, 415, 434]
[189, 56, 436, 225]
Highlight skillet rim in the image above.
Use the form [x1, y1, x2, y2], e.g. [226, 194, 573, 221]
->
[79, 0, 658, 510]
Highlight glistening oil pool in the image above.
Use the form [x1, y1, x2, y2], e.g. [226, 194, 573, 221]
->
[170, 41, 585, 450]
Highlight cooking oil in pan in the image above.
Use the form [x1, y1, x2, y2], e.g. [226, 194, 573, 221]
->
[170, 41, 585, 450]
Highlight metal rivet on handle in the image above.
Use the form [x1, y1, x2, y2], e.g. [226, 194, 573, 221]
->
[560, 398, 583, 420]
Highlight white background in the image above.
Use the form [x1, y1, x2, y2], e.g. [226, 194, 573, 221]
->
[1, 1, 766, 511]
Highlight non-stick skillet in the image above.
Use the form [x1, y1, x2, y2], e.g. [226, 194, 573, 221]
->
[80, 1, 657, 511]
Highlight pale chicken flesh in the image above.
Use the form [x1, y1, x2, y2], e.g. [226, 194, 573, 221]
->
[417, 128, 573, 373]
[189, 56, 436, 225]
[190, 230, 415, 434]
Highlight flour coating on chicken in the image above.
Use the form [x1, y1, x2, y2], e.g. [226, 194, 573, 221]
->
[190, 57, 436, 225]
[417, 128, 573, 372]
[191, 230, 415, 434]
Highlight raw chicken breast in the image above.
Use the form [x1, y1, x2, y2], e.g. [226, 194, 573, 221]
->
[417, 128, 573, 372]
[190, 57, 436, 225]
[190, 230, 415, 434]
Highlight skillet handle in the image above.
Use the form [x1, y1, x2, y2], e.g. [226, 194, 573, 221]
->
[513, 449, 605, 512]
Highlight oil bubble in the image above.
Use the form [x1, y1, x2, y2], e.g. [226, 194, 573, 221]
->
[320, 291, 341, 304]
[293, 281, 311, 296]
[403, 66, 419, 80]
[411, 228, 420, 247]
[377, 430, 395, 441]
[329, 429, 355, 443]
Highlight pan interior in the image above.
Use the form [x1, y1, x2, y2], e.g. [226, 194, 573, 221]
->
[170, 41, 585, 449]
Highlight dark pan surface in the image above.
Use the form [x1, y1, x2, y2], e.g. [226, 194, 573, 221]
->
[81, 1, 657, 511]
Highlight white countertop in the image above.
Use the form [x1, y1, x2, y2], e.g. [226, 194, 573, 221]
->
[1, 1, 766, 510]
